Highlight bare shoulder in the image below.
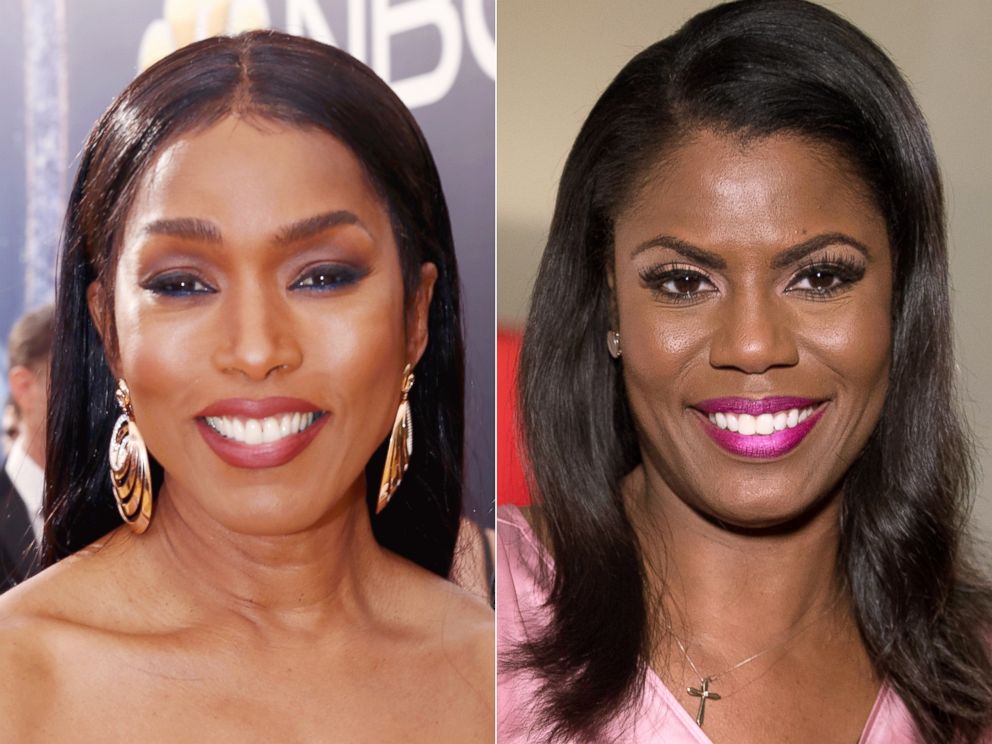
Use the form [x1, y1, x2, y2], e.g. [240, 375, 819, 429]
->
[0, 571, 74, 738]
[386, 552, 494, 692]
[0, 535, 134, 733]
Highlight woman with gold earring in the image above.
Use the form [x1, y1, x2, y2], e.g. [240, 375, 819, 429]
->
[0, 31, 492, 742]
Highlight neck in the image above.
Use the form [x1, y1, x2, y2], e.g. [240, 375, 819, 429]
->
[628, 466, 849, 666]
[130, 477, 389, 639]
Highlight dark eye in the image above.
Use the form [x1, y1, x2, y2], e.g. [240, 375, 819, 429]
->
[142, 272, 215, 296]
[666, 272, 706, 295]
[788, 260, 865, 297]
[639, 264, 716, 303]
[291, 264, 366, 291]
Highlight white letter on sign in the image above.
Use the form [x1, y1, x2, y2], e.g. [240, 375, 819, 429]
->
[463, 0, 493, 80]
[372, 0, 462, 109]
[286, 0, 337, 46]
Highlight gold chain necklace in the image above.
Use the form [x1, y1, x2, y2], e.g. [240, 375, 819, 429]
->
[671, 601, 835, 728]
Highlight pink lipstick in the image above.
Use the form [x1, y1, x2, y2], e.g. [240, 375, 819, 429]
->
[693, 397, 826, 459]
[194, 397, 329, 469]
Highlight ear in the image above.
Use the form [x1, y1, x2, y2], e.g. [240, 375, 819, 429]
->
[86, 280, 120, 377]
[7, 366, 35, 412]
[406, 262, 438, 367]
[606, 263, 619, 329]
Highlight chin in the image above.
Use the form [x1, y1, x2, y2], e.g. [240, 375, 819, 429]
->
[691, 487, 836, 533]
[201, 488, 354, 536]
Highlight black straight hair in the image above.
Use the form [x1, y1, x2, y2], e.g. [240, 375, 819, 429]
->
[44, 30, 464, 579]
[514, 1, 992, 740]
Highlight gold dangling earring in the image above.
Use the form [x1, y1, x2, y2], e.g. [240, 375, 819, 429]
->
[377, 363, 414, 514]
[109, 379, 153, 533]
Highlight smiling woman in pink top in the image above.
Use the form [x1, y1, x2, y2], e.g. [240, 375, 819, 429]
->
[0, 31, 492, 742]
[498, 1, 992, 742]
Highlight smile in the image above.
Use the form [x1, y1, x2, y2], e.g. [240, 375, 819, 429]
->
[705, 405, 816, 435]
[193, 397, 330, 469]
[202, 412, 325, 445]
[693, 397, 827, 459]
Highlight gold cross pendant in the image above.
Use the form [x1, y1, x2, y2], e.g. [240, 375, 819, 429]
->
[687, 676, 722, 727]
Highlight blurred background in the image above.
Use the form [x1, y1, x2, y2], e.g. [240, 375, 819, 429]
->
[496, 0, 992, 539]
[0, 0, 495, 525]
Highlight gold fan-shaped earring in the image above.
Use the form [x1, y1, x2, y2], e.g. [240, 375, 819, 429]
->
[109, 379, 153, 533]
[376, 364, 415, 514]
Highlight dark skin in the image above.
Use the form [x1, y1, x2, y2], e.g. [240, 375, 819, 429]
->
[609, 130, 890, 742]
[0, 116, 493, 743]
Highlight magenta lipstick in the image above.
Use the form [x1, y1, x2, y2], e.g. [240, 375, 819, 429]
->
[693, 397, 826, 459]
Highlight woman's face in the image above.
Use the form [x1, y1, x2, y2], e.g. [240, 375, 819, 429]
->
[612, 130, 891, 528]
[91, 114, 435, 535]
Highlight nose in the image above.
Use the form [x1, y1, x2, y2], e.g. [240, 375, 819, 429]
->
[708, 290, 799, 374]
[211, 282, 303, 380]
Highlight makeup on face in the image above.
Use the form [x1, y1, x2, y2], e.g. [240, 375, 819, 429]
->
[693, 397, 826, 459]
[194, 397, 330, 469]
[105, 115, 420, 534]
[612, 130, 892, 525]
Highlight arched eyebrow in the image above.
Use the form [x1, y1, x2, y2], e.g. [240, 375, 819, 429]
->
[139, 210, 369, 246]
[631, 235, 727, 269]
[272, 210, 368, 244]
[768, 232, 870, 269]
[631, 232, 872, 269]
[142, 217, 221, 243]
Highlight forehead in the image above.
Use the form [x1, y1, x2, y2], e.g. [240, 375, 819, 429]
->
[615, 130, 887, 261]
[122, 115, 389, 245]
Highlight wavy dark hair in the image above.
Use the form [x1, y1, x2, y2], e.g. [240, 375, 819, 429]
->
[43, 31, 464, 578]
[514, 0, 992, 740]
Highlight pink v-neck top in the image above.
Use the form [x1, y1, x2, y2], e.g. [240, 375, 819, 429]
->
[497, 505, 920, 743]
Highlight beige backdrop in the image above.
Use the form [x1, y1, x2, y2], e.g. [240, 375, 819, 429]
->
[497, 0, 992, 540]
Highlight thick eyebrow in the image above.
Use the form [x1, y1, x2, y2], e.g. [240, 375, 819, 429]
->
[142, 217, 222, 243]
[768, 232, 871, 269]
[630, 231, 872, 270]
[140, 210, 368, 247]
[273, 210, 366, 245]
[631, 235, 728, 270]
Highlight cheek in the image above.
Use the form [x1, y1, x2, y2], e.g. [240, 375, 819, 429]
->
[799, 297, 892, 397]
[111, 278, 408, 474]
[617, 287, 709, 405]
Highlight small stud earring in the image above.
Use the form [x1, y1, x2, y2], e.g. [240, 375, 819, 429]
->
[607, 330, 622, 359]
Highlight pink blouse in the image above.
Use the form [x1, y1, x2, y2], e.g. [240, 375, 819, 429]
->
[497, 505, 921, 743]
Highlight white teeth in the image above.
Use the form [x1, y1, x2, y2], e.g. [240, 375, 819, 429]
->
[737, 414, 756, 435]
[245, 419, 262, 445]
[261, 417, 281, 444]
[773, 412, 787, 431]
[707, 406, 817, 436]
[204, 412, 322, 445]
[755, 413, 774, 435]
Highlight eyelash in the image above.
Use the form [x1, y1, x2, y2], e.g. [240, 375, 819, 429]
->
[142, 263, 367, 298]
[638, 263, 715, 304]
[638, 254, 867, 303]
[787, 253, 866, 298]
[290, 263, 367, 292]
[141, 272, 215, 297]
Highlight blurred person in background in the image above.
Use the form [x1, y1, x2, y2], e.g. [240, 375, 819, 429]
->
[1, 304, 52, 592]
[2, 397, 19, 457]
